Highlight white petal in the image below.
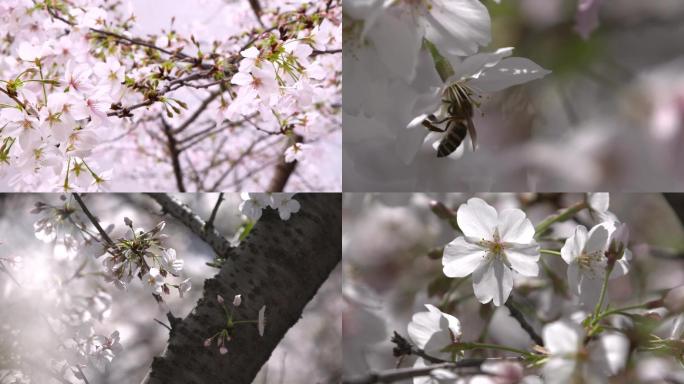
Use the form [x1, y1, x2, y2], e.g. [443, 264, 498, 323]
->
[424, 0, 491, 57]
[585, 225, 609, 255]
[505, 243, 540, 277]
[447, 47, 513, 81]
[468, 57, 551, 93]
[472, 259, 513, 306]
[542, 356, 577, 384]
[577, 274, 604, 310]
[561, 226, 588, 265]
[543, 320, 582, 354]
[442, 237, 485, 277]
[497, 208, 535, 243]
[407, 307, 441, 349]
[457, 198, 497, 240]
[367, 10, 424, 82]
[593, 332, 629, 375]
[587, 193, 609, 213]
[610, 249, 631, 279]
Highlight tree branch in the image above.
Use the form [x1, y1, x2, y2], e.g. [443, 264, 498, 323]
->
[664, 193, 684, 229]
[141, 193, 341, 383]
[205, 193, 224, 230]
[267, 135, 303, 192]
[161, 117, 186, 192]
[146, 194, 233, 259]
[72, 193, 115, 247]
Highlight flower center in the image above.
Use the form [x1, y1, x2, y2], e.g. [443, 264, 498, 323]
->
[577, 249, 606, 276]
[480, 230, 506, 262]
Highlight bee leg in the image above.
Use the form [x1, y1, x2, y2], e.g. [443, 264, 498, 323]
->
[422, 120, 446, 133]
[466, 119, 477, 151]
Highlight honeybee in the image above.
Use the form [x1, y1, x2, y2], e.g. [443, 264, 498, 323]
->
[422, 83, 478, 158]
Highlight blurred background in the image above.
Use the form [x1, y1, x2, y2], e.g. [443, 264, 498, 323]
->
[0, 194, 340, 384]
[343, 0, 684, 191]
[343, 193, 684, 382]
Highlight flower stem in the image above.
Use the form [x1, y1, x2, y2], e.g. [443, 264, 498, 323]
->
[597, 303, 648, 321]
[534, 201, 588, 239]
[540, 249, 562, 257]
[592, 266, 613, 324]
[456, 342, 532, 357]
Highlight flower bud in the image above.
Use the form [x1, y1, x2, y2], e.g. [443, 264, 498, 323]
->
[217, 294, 224, 304]
[233, 294, 242, 307]
[219, 346, 228, 355]
[606, 223, 629, 266]
[203, 338, 211, 348]
[664, 285, 684, 313]
[124, 217, 133, 227]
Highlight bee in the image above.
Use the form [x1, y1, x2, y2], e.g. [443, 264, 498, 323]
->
[422, 83, 478, 158]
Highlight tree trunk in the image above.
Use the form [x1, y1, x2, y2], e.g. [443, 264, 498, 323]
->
[142, 193, 341, 384]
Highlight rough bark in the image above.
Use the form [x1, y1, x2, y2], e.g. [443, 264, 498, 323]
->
[141, 193, 341, 384]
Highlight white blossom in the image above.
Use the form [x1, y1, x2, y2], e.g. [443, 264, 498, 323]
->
[442, 198, 540, 306]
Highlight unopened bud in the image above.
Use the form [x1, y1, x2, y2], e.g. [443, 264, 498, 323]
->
[217, 294, 224, 304]
[203, 338, 211, 347]
[607, 223, 629, 266]
[664, 286, 684, 313]
[233, 294, 242, 307]
[124, 217, 133, 227]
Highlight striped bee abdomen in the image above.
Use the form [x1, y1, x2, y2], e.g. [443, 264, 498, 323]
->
[437, 121, 468, 158]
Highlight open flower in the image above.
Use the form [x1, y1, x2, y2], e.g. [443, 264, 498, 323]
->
[270, 193, 301, 221]
[442, 198, 540, 306]
[161, 248, 183, 274]
[542, 319, 629, 384]
[561, 222, 631, 310]
[357, 0, 491, 82]
[143, 268, 164, 294]
[401, 48, 550, 161]
[407, 304, 461, 358]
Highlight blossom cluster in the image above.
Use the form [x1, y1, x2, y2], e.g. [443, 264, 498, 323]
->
[203, 294, 267, 356]
[0, 0, 342, 191]
[102, 218, 191, 298]
[343, 193, 684, 384]
[239, 192, 301, 221]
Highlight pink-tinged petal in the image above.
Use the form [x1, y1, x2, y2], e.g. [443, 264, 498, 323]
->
[561, 225, 588, 265]
[472, 259, 512, 306]
[231, 72, 253, 86]
[457, 198, 497, 240]
[469, 57, 551, 94]
[575, 0, 602, 40]
[543, 319, 582, 355]
[505, 243, 540, 277]
[497, 208, 535, 244]
[442, 237, 485, 277]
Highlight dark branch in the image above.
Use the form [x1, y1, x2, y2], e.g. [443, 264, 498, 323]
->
[205, 193, 225, 230]
[161, 117, 186, 192]
[505, 300, 544, 347]
[267, 135, 303, 192]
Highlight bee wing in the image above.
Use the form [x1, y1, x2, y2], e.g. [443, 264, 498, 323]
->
[466, 119, 477, 151]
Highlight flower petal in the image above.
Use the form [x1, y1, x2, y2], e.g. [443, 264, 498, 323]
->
[585, 224, 609, 255]
[423, 0, 491, 57]
[468, 57, 551, 93]
[472, 259, 512, 306]
[543, 319, 582, 354]
[367, 10, 424, 82]
[497, 208, 535, 243]
[561, 225, 588, 265]
[505, 243, 540, 277]
[457, 198, 497, 240]
[442, 237, 485, 277]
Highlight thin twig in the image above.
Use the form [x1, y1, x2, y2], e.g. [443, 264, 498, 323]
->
[505, 300, 544, 346]
[72, 193, 115, 247]
[205, 193, 225, 230]
[161, 117, 186, 192]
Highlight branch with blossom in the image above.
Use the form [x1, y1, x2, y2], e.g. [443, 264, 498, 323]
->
[343, 193, 684, 384]
[0, 0, 341, 192]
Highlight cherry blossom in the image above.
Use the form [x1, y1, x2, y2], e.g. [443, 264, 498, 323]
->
[560, 221, 631, 309]
[542, 319, 629, 383]
[442, 198, 540, 306]
[407, 304, 461, 359]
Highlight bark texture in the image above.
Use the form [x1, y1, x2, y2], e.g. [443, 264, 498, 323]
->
[142, 193, 341, 384]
